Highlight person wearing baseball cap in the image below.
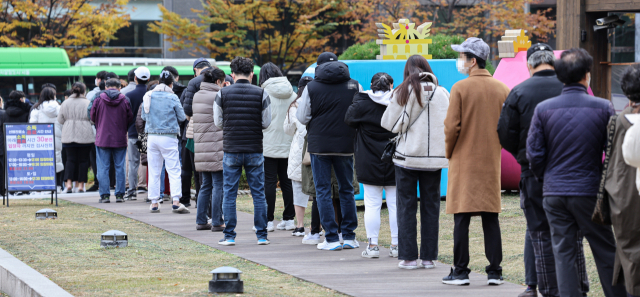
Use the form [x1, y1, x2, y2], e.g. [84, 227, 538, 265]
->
[122, 66, 151, 200]
[497, 44, 591, 296]
[442, 37, 510, 286]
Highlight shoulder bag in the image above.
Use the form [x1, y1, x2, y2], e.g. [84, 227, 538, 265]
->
[381, 81, 438, 164]
[592, 115, 617, 225]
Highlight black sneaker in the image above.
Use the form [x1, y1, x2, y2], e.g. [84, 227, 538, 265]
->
[487, 270, 504, 285]
[124, 192, 137, 201]
[291, 227, 305, 237]
[442, 268, 470, 286]
[115, 194, 124, 203]
[137, 187, 147, 193]
[87, 184, 99, 192]
[99, 195, 110, 203]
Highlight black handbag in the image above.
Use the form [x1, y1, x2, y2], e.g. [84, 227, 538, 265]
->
[592, 115, 617, 226]
[381, 80, 438, 164]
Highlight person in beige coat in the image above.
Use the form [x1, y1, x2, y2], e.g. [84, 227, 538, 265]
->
[58, 82, 95, 193]
[442, 37, 510, 286]
[193, 68, 227, 231]
[611, 64, 640, 297]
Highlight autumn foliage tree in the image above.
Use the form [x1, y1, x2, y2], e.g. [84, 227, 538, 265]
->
[150, 0, 355, 74]
[0, 0, 131, 60]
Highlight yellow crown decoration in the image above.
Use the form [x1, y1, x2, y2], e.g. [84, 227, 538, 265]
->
[498, 29, 532, 58]
[376, 19, 432, 60]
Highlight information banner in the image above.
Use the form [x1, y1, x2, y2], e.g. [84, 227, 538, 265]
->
[4, 124, 56, 192]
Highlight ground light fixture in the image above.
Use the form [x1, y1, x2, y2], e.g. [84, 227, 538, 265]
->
[100, 230, 128, 248]
[35, 209, 57, 220]
[209, 266, 243, 293]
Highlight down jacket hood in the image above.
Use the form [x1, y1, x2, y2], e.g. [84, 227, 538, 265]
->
[262, 77, 295, 100]
[5, 101, 30, 117]
[314, 61, 351, 84]
[365, 90, 393, 106]
[38, 100, 60, 118]
[102, 89, 126, 106]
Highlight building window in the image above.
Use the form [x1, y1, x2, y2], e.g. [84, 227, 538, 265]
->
[108, 21, 160, 48]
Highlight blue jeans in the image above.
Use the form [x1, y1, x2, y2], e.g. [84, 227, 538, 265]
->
[160, 162, 166, 194]
[222, 153, 268, 240]
[96, 147, 127, 197]
[197, 171, 224, 226]
[310, 154, 357, 243]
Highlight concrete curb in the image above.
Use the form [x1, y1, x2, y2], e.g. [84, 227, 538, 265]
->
[0, 248, 73, 297]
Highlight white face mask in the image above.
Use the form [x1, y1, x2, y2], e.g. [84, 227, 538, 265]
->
[586, 73, 591, 87]
[457, 59, 469, 75]
[95, 79, 99, 87]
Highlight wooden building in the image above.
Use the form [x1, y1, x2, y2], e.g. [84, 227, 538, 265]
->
[557, 0, 640, 101]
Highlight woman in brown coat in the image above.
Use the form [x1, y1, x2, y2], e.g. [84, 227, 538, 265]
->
[608, 64, 640, 297]
[193, 68, 227, 231]
[443, 37, 510, 285]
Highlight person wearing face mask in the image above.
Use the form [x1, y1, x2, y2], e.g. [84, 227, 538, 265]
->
[442, 37, 510, 286]
[528, 48, 626, 297]
[497, 45, 590, 297]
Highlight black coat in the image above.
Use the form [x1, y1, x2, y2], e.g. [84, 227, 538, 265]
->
[180, 75, 204, 140]
[497, 70, 564, 171]
[345, 92, 396, 186]
[4, 100, 30, 123]
[0, 109, 8, 156]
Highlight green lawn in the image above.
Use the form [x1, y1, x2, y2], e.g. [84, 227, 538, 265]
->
[0, 199, 343, 297]
[237, 192, 606, 297]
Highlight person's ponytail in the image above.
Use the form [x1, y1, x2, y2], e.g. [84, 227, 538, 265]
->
[370, 72, 393, 93]
[71, 82, 86, 96]
[159, 70, 174, 86]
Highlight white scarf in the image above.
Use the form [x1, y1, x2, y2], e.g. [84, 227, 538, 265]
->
[143, 84, 174, 113]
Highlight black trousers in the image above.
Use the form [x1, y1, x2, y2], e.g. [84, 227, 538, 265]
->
[454, 212, 503, 274]
[264, 157, 294, 221]
[395, 166, 441, 261]
[544, 196, 627, 297]
[180, 141, 200, 205]
[59, 147, 67, 188]
[64, 146, 91, 183]
[310, 196, 341, 234]
[0, 159, 5, 196]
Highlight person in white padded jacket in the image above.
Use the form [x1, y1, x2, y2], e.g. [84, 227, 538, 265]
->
[29, 86, 64, 177]
[284, 76, 313, 238]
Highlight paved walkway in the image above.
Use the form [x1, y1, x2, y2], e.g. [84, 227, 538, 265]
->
[61, 193, 524, 297]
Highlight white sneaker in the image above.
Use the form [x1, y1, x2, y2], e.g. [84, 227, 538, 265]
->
[252, 226, 257, 232]
[302, 233, 321, 245]
[389, 245, 398, 258]
[317, 240, 343, 251]
[338, 233, 343, 244]
[276, 220, 295, 230]
[342, 239, 359, 249]
[361, 246, 380, 258]
[398, 260, 424, 270]
[266, 221, 274, 232]
[423, 260, 436, 269]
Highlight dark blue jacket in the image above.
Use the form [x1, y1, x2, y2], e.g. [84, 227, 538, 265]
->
[125, 84, 147, 139]
[526, 84, 615, 197]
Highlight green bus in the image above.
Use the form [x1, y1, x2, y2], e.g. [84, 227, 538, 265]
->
[0, 48, 261, 101]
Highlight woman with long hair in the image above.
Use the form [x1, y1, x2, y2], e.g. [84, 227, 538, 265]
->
[345, 72, 398, 258]
[30, 87, 64, 179]
[259, 62, 296, 231]
[193, 67, 227, 231]
[284, 76, 313, 237]
[381, 55, 450, 269]
[142, 70, 188, 213]
[58, 82, 95, 193]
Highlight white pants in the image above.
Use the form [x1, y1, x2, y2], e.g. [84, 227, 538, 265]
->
[363, 184, 398, 245]
[147, 135, 181, 203]
[292, 180, 309, 207]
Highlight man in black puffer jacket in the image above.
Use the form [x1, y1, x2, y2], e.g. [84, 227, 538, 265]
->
[214, 56, 272, 246]
[178, 59, 211, 206]
[297, 52, 362, 251]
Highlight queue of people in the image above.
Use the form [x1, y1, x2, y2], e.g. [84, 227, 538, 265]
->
[1, 36, 639, 295]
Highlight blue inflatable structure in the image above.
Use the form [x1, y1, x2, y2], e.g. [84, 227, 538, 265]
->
[301, 59, 467, 200]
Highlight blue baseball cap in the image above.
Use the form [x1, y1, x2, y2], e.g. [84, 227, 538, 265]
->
[193, 57, 211, 69]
